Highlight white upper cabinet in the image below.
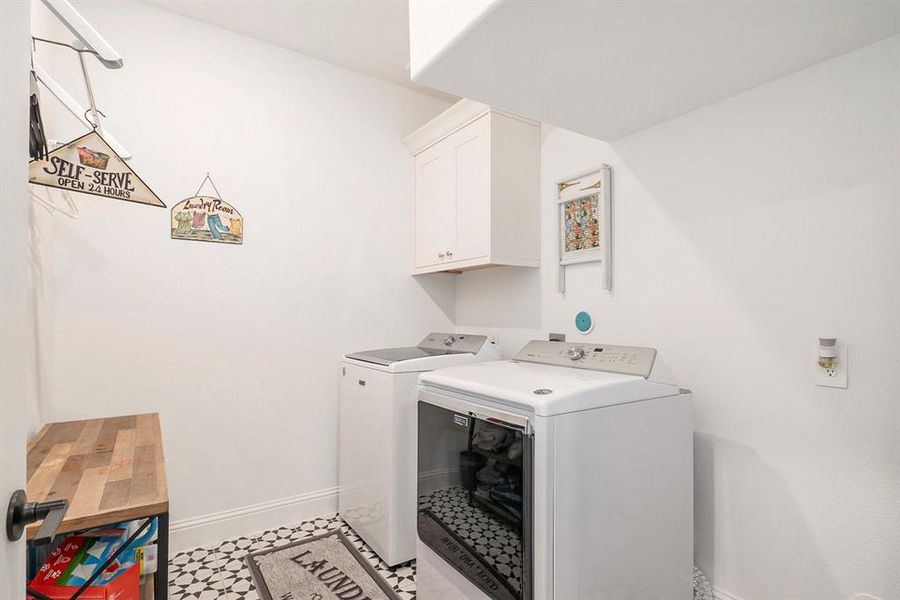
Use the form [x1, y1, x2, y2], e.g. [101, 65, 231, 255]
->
[404, 99, 540, 274]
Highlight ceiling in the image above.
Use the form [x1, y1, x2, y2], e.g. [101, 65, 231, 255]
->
[142, 0, 900, 138]
[141, 0, 452, 99]
[410, 0, 900, 140]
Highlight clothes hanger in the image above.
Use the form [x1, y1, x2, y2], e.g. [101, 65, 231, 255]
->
[29, 186, 79, 220]
[30, 63, 132, 160]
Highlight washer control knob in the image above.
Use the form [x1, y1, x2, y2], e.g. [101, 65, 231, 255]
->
[566, 346, 585, 360]
[442, 335, 457, 346]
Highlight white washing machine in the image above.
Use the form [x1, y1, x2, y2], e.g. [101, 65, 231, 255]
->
[340, 332, 500, 566]
[415, 340, 693, 600]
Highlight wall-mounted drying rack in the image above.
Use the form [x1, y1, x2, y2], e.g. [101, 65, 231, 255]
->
[40, 0, 122, 68]
[31, 0, 131, 160]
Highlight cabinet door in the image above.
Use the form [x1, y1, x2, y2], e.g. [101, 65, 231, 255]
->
[414, 143, 454, 268]
[449, 114, 491, 262]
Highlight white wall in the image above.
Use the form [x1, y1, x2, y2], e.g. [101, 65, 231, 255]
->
[456, 37, 900, 600]
[35, 0, 453, 550]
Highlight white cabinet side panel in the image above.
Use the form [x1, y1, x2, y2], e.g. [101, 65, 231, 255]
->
[490, 113, 541, 263]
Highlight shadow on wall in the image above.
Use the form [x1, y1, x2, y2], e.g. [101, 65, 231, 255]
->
[454, 266, 542, 329]
[694, 432, 840, 598]
[414, 273, 457, 322]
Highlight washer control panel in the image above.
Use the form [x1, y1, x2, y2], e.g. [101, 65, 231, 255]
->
[419, 332, 487, 354]
[513, 340, 657, 378]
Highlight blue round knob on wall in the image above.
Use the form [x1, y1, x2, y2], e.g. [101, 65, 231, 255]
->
[575, 311, 593, 334]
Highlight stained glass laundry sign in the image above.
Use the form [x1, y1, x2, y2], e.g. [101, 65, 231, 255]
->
[171, 173, 243, 245]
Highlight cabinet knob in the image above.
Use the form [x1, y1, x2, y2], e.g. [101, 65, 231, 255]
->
[446, 250, 453, 257]
[438, 252, 445, 259]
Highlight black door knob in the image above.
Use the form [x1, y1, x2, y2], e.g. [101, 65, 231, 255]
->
[6, 489, 68, 545]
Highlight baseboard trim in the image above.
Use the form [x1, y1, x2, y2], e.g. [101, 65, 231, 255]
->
[715, 587, 745, 600]
[169, 486, 339, 555]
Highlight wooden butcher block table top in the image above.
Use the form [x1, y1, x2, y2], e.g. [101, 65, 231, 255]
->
[25, 413, 168, 540]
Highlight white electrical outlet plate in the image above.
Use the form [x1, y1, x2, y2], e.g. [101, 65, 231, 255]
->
[814, 344, 848, 388]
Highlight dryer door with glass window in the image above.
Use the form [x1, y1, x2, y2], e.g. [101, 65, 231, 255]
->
[417, 397, 533, 600]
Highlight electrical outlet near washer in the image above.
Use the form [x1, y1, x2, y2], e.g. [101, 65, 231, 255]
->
[814, 342, 848, 389]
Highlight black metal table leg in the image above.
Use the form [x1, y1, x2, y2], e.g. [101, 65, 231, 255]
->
[154, 511, 169, 600]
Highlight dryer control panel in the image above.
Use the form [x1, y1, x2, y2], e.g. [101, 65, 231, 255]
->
[513, 340, 657, 378]
[418, 332, 488, 354]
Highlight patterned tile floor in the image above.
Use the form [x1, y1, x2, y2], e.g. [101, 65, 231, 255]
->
[420, 486, 522, 593]
[168, 513, 416, 600]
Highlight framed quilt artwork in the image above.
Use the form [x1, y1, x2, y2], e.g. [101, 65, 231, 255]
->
[557, 165, 611, 293]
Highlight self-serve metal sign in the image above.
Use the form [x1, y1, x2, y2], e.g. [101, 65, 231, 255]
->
[29, 131, 165, 208]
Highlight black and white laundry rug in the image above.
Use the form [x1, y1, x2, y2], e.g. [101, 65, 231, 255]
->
[245, 529, 401, 600]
